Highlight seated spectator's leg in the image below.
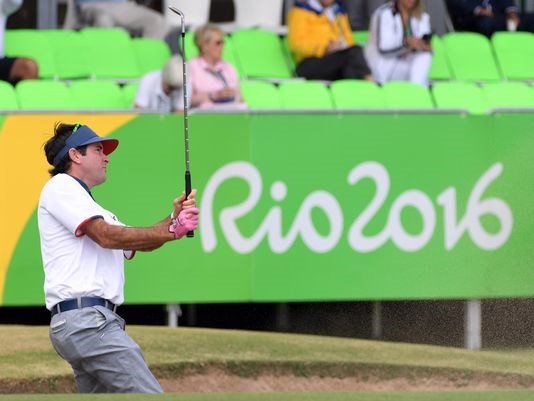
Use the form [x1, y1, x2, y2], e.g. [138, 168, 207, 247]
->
[78, 3, 115, 27]
[296, 52, 347, 80]
[9, 57, 38, 84]
[408, 52, 432, 87]
[474, 15, 503, 37]
[112, 2, 169, 39]
[342, 46, 373, 80]
[518, 13, 534, 33]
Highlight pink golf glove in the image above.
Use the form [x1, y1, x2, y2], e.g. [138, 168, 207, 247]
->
[169, 207, 199, 239]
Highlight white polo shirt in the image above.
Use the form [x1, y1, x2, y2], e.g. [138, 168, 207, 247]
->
[134, 70, 190, 112]
[38, 174, 130, 310]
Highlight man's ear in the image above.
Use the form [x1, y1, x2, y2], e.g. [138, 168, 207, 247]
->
[68, 148, 81, 164]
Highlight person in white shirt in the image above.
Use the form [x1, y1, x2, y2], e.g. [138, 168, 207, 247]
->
[365, 0, 432, 86]
[0, 0, 38, 83]
[134, 55, 188, 112]
[38, 122, 199, 393]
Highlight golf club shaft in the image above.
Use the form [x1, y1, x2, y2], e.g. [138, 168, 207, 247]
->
[170, 6, 194, 238]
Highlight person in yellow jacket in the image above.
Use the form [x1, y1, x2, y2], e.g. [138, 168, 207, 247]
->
[288, 0, 373, 81]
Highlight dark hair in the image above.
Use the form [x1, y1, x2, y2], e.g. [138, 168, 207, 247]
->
[44, 122, 87, 177]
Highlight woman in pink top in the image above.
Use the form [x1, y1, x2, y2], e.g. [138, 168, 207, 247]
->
[188, 24, 245, 109]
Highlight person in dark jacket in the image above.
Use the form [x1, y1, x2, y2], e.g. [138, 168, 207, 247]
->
[447, 0, 534, 37]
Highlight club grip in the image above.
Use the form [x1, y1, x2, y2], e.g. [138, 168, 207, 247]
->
[185, 171, 194, 238]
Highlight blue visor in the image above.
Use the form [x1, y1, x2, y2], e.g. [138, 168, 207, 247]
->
[53, 125, 119, 165]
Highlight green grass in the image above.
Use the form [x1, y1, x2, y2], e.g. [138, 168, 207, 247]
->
[2, 391, 534, 401]
[2, 325, 534, 397]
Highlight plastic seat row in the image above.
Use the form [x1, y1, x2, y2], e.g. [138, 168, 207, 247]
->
[0, 80, 138, 110]
[4, 28, 171, 81]
[241, 79, 534, 113]
[6, 27, 534, 83]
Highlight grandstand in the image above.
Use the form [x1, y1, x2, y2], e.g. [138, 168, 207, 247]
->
[2, 1, 534, 353]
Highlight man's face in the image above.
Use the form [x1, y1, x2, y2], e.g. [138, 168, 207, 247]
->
[77, 142, 109, 188]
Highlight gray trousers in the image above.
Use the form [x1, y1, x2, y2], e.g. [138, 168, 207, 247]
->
[78, 1, 169, 39]
[49, 306, 163, 393]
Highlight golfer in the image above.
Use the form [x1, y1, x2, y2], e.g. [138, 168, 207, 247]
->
[38, 122, 199, 393]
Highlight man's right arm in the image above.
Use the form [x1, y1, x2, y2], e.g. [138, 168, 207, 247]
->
[81, 218, 175, 250]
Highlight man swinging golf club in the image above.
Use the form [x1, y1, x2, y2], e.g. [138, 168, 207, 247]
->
[38, 122, 199, 393]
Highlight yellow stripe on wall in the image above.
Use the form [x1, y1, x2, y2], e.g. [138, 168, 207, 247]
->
[0, 114, 137, 300]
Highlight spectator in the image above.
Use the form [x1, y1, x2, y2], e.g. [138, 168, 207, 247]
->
[0, 0, 38, 84]
[446, 0, 534, 37]
[288, 0, 373, 81]
[73, 0, 170, 40]
[365, 0, 432, 86]
[342, 0, 387, 30]
[135, 55, 189, 112]
[188, 24, 245, 109]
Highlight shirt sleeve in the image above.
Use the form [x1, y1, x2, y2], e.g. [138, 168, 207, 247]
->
[134, 73, 152, 108]
[42, 177, 104, 237]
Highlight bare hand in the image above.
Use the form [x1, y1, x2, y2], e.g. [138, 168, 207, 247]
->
[325, 40, 342, 54]
[405, 37, 428, 51]
[173, 189, 197, 217]
[212, 88, 236, 101]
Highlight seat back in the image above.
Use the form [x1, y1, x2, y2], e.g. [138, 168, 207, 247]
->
[381, 81, 434, 109]
[16, 80, 72, 110]
[330, 79, 386, 109]
[442, 32, 501, 81]
[352, 30, 369, 45]
[234, 0, 284, 31]
[232, 29, 292, 79]
[69, 80, 127, 110]
[429, 35, 452, 81]
[482, 82, 534, 110]
[0, 81, 19, 109]
[240, 80, 281, 109]
[122, 82, 139, 108]
[132, 38, 172, 76]
[41, 29, 91, 80]
[278, 81, 333, 109]
[4, 29, 56, 79]
[431, 81, 488, 114]
[80, 28, 140, 80]
[492, 32, 534, 80]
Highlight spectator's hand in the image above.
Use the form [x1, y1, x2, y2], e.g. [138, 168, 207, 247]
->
[476, 7, 493, 17]
[507, 12, 520, 27]
[210, 88, 236, 102]
[325, 40, 342, 54]
[406, 37, 429, 51]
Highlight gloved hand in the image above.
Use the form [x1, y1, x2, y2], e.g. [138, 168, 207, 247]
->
[169, 207, 199, 239]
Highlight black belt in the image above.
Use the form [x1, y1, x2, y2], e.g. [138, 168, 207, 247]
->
[51, 297, 117, 316]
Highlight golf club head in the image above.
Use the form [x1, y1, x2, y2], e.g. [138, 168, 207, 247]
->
[168, 6, 186, 34]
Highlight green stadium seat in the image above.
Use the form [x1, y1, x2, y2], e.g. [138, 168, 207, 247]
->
[132, 38, 172, 76]
[278, 80, 333, 109]
[431, 81, 488, 114]
[352, 30, 369, 45]
[381, 81, 434, 109]
[16, 80, 72, 110]
[80, 28, 140, 80]
[41, 29, 91, 80]
[232, 29, 293, 79]
[4, 29, 56, 79]
[240, 80, 281, 109]
[442, 32, 501, 82]
[330, 79, 386, 109]
[491, 32, 534, 80]
[281, 36, 296, 74]
[0, 81, 19, 109]
[183, 31, 198, 60]
[122, 83, 139, 108]
[482, 82, 534, 110]
[69, 80, 127, 110]
[429, 35, 452, 81]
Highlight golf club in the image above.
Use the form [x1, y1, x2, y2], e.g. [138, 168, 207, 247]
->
[168, 6, 194, 238]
